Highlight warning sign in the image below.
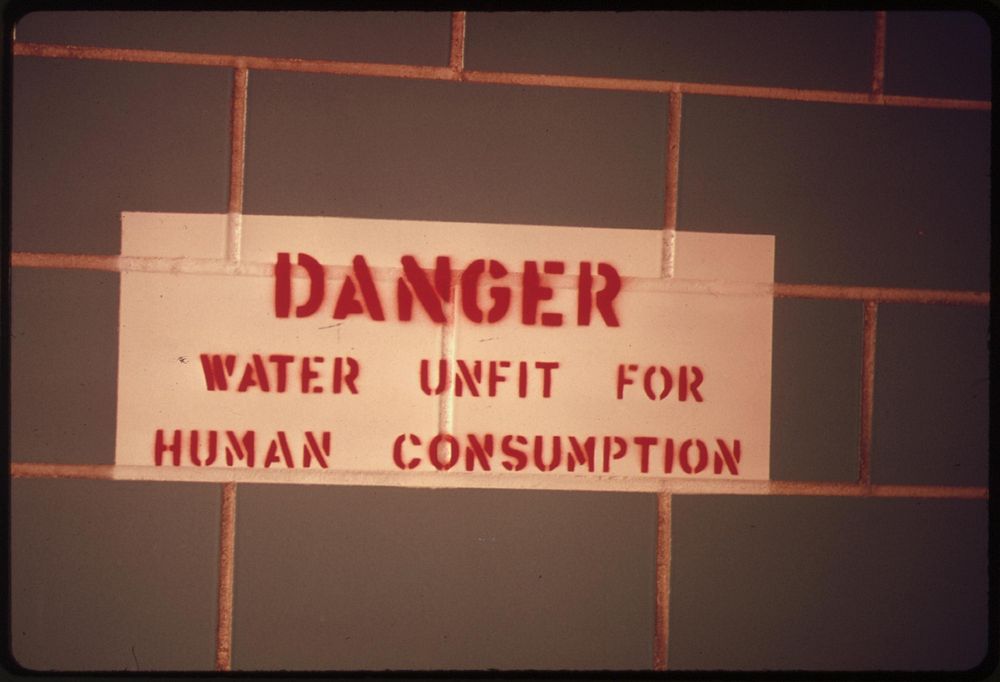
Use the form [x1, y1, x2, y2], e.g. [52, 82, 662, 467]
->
[115, 213, 774, 487]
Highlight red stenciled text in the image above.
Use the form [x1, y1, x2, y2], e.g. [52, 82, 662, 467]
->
[419, 359, 559, 397]
[154, 429, 332, 468]
[616, 364, 704, 401]
[392, 433, 742, 475]
[199, 353, 359, 394]
[273, 253, 622, 327]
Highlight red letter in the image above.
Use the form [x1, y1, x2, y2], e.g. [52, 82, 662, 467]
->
[486, 260, 511, 323]
[663, 438, 676, 473]
[679, 439, 708, 474]
[203, 431, 218, 467]
[263, 432, 294, 468]
[602, 436, 627, 473]
[420, 359, 448, 395]
[274, 253, 325, 318]
[578, 261, 594, 326]
[536, 361, 558, 398]
[397, 255, 450, 322]
[303, 432, 331, 469]
[577, 262, 621, 327]
[461, 259, 511, 323]
[500, 435, 528, 471]
[533, 436, 561, 471]
[455, 360, 482, 397]
[154, 429, 182, 466]
[522, 260, 564, 326]
[680, 366, 704, 402]
[225, 431, 255, 467]
[333, 357, 360, 394]
[461, 259, 486, 323]
[268, 354, 294, 392]
[634, 436, 658, 473]
[393, 433, 422, 470]
[566, 436, 596, 472]
[713, 439, 741, 475]
[200, 354, 236, 391]
[616, 363, 637, 399]
[594, 263, 621, 327]
[643, 366, 673, 400]
[333, 255, 385, 321]
[465, 433, 494, 471]
[275, 252, 292, 318]
[189, 431, 202, 466]
[191, 431, 219, 467]
[489, 361, 510, 397]
[301, 356, 323, 393]
[237, 354, 272, 393]
[429, 434, 460, 471]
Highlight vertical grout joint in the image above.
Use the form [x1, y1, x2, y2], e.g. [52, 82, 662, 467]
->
[653, 492, 672, 670]
[859, 301, 878, 486]
[870, 11, 887, 100]
[215, 482, 237, 671]
[227, 67, 249, 262]
[438, 284, 459, 437]
[449, 12, 467, 78]
[662, 92, 683, 278]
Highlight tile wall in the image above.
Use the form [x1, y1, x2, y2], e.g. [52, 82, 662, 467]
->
[9, 10, 990, 672]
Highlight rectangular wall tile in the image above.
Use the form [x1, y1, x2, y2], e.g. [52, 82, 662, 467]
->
[678, 96, 990, 291]
[12, 479, 221, 671]
[466, 12, 874, 91]
[884, 12, 991, 100]
[13, 57, 230, 254]
[872, 303, 988, 487]
[12, 268, 118, 464]
[770, 299, 861, 482]
[243, 72, 667, 229]
[670, 496, 987, 670]
[16, 11, 451, 65]
[232, 485, 656, 670]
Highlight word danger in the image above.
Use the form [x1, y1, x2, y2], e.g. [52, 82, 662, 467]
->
[274, 253, 622, 326]
[393, 433, 743, 475]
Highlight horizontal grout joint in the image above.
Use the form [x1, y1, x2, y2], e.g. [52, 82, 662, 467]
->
[12, 41, 991, 112]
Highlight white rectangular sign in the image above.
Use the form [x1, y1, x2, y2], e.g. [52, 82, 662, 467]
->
[115, 213, 774, 489]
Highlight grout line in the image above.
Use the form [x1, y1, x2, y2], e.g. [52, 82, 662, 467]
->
[449, 12, 466, 75]
[859, 301, 878, 486]
[653, 493, 672, 670]
[11, 463, 117, 480]
[13, 42, 456, 80]
[871, 11, 887, 99]
[217, 66, 247, 672]
[772, 283, 989, 306]
[662, 91, 682, 278]
[457, 71, 990, 111]
[12, 42, 990, 111]
[9, 463, 988, 499]
[226, 213, 244, 262]
[215, 482, 237, 672]
[438, 284, 458, 436]
[226, 68, 249, 262]
[11, 252, 990, 306]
